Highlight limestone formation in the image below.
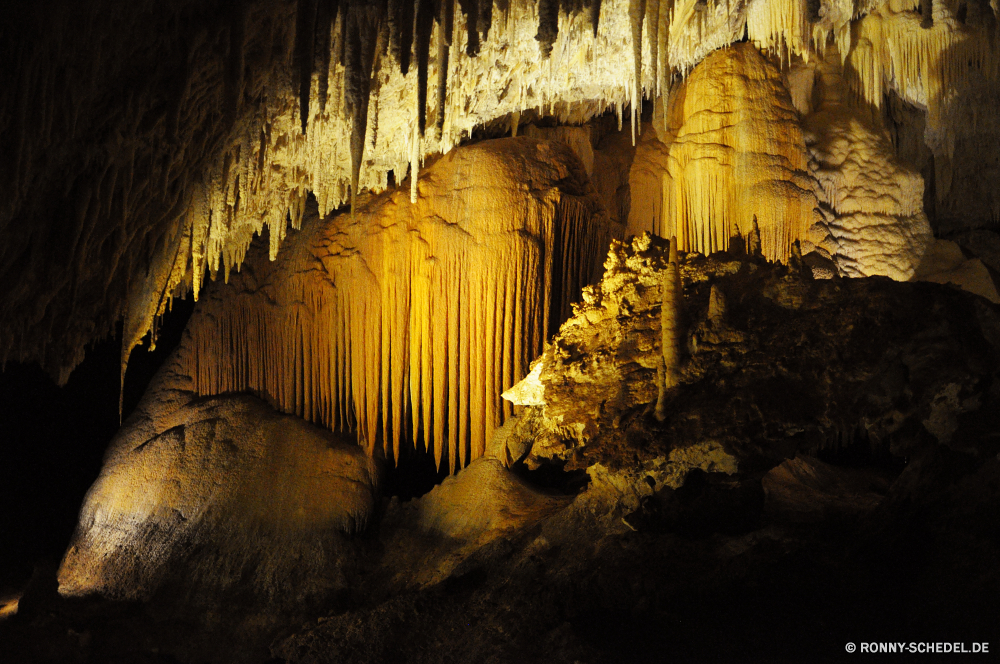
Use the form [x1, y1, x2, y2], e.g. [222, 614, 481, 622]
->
[4, 2, 1000, 660]
[176, 137, 617, 472]
[502, 230, 1000, 473]
[802, 49, 933, 280]
[913, 239, 1000, 303]
[58, 393, 379, 605]
[628, 43, 820, 263]
[844, 2, 998, 205]
[654, 238, 683, 421]
[3, 0, 999, 385]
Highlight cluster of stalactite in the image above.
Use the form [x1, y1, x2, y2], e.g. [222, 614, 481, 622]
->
[628, 43, 819, 263]
[2, 0, 998, 394]
[179, 138, 616, 472]
[842, 2, 999, 204]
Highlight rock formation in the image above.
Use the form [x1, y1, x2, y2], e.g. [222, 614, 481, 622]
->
[2, 0, 995, 385]
[126, 137, 618, 477]
[3, 0, 1000, 661]
[801, 48, 934, 280]
[628, 43, 820, 263]
[58, 393, 379, 607]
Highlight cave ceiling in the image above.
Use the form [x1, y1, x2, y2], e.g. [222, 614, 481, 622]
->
[0, 0, 998, 388]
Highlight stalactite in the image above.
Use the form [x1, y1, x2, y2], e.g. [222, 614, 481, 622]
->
[414, 0, 434, 136]
[389, 0, 405, 69]
[629, 0, 646, 147]
[107, 0, 833, 379]
[436, 0, 455, 139]
[657, 0, 670, 101]
[746, 0, 808, 63]
[315, 0, 337, 113]
[537, 0, 560, 58]
[295, 0, 319, 135]
[628, 43, 817, 263]
[479, 0, 494, 42]
[345, 3, 380, 211]
[647, 0, 660, 95]
[181, 138, 617, 471]
[461, 0, 481, 55]
[590, 0, 602, 35]
[844, 6, 998, 203]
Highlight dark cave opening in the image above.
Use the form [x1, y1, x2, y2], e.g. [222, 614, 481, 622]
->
[0, 297, 195, 596]
[380, 443, 451, 501]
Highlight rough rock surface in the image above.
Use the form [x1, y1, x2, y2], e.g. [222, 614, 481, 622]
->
[913, 239, 1000, 304]
[6, 235, 1000, 664]
[266, 235, 1000, 664]
[57, 392, 379, 609]
[802, 49, 933, 280]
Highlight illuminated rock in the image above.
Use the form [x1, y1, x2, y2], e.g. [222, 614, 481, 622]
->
[628, 43, 820, 263]
[913, 239, 1000, 304]
[176, 137, 617, 472]
[58, 394, 379, 604]
[802, 49, 933, 280]
[417, 457, 568, 546]
[501, 360, 546, 407]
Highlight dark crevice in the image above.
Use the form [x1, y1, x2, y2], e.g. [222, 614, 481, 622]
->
[0, 297, 194, 597]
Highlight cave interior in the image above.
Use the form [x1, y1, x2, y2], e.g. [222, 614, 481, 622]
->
[2, 0, 1000, 662]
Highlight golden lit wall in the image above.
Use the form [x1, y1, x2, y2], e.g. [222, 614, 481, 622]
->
[180, 137, 616, 471]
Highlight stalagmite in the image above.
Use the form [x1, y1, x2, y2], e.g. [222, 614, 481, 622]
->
[654, 237, 682, 422]
[707, 282, 726, 326]
[179, 138, 618, 472]
[748, 215, 762, 257]
[628, 43, 819, 262]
